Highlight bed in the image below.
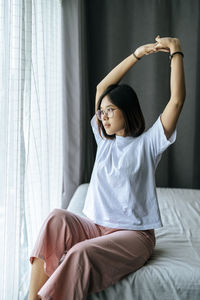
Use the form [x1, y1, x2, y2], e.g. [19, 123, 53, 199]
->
[67, 183, 200, 300]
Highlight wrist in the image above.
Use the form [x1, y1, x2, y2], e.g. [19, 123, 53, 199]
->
[133, 52, 141, 60]
[169, 38, 182, 54]
[134, 48, 144, 59]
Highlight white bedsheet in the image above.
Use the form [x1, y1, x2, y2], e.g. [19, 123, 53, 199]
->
[68, 185, 200, 300]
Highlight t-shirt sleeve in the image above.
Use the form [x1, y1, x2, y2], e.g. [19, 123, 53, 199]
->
[147, 114, 177, 159]
[90, 114, 106, 145]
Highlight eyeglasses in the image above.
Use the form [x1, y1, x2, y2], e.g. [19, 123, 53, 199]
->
[96, 107, 118, 121]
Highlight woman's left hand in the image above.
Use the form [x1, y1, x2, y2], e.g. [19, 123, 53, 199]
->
[153, 35, 181, 53]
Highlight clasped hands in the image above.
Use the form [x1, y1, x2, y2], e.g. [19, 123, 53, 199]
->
[135, 35, 181, 59]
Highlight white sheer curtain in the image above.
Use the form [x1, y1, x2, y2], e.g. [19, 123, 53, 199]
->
[0, 0, 62, 299]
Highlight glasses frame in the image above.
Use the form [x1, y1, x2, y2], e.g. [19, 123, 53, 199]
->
[96, 107, 118, 121]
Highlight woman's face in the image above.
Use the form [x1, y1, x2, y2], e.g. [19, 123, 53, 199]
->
[100, 96, 125, 136]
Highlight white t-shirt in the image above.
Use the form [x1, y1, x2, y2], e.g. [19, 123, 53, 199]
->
[82, 114, 177, 230]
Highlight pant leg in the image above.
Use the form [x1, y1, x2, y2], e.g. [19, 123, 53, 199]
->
[30, 209, 101, 276]
[38, 228, 155, 300]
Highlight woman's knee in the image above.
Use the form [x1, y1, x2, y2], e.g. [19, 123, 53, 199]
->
[46, 208, 72, 223]
[67, 240, 94, 262]
[49, 208, 66, 217]
[42, 209, 70, 232]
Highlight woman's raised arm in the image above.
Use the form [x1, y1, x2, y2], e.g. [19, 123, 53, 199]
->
[154, 36, 186, 140]
[95, 42, 164, 112]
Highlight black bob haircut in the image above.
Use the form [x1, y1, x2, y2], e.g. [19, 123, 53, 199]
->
[96, 84, 145, 140]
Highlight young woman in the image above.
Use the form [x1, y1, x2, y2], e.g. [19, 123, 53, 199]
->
[28, 35, 186, 300]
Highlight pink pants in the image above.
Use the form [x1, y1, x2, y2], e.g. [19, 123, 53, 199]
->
[30, 209, 156, 300]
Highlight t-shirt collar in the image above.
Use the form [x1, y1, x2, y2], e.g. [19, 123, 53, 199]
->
[115, 134, 134, 144]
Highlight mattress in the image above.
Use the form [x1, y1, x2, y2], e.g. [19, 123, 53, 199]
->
[68, 184, 200, 300]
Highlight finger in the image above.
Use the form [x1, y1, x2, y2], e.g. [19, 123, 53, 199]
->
[148, 42, 158, 47]
[155, 35, 160, 41]
[154, 44, 169, 50]
[160, 49, 170, 53]
[153, 45, 161, 51]
[146, 49, 159, 55]
[154, 44, 170, 50]
[156, 48, 170, 53]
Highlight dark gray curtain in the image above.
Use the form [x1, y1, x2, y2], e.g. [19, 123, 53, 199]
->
[62, 0, 200, 207]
